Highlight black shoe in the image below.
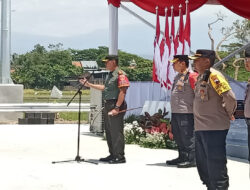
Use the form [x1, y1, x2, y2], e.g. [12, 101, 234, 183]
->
[177, 161, 196, 168]
[99, 155, 113, 162]
[166, 158, 183, 166]
[109, 157, 126, 164]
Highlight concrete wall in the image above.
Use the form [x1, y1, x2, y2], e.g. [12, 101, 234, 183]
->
[0, 84, 24, 123]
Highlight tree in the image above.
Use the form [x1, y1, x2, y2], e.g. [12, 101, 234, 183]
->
[208, 11, 225, 50]
[215, 19, 250, 81]
[11, 44, 82, 89]
[11, 45, 153, 89]
[122, 60, 152, 81]
[70, 46, 153, 81]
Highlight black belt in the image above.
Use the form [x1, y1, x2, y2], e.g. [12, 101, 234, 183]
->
[104, 99, 117, 103]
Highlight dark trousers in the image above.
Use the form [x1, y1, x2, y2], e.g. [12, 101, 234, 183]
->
[246, 118, 250, 162]
[195, 130, 229, 190]
[103, 100, 126, 159]
[171, 113, 195, 162]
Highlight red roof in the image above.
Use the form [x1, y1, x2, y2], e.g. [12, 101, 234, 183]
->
[72, 61, 82, 68]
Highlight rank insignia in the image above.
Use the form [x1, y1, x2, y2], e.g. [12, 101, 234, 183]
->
[200, 89, 205, 100]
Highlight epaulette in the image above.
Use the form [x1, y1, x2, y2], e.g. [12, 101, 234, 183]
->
[209, 72, 231, 95]
[189, 72, 198, 90]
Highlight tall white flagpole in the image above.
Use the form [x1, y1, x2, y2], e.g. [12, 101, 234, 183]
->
[1, 0, 12, 84]
[108, 4, 119, 55]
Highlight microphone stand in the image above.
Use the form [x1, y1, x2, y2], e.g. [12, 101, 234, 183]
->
[52, 71, 98, 164]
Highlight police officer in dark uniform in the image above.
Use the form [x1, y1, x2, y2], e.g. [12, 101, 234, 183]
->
[80, 55, 130, 164]
[244, 46, 250, 162]
[190, 50, 237, 190]
[166, 55, 198, 168]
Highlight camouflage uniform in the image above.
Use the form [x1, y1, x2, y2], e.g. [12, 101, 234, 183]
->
[103, 67, 129, 160]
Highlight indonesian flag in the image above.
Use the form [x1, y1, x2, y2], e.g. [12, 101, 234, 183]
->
[160, 9, 171, 90]
[166, 7, 177, 90]
[160, 9, 171, 89]
[153, 8, 161, 83]
[176, 5, 184, 55]
[183, 1, 191, 55]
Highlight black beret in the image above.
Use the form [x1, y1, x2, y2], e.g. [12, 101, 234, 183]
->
[170, 55, 189, 63]
[102, 55, 119, 63]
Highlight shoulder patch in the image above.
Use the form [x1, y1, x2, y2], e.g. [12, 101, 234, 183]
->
[118, 73, 130, 88]
[189, 72, 198, 90]
[209, 73, 231, 95]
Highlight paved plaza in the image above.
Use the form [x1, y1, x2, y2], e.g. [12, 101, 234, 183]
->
[0, 124, 249, 190]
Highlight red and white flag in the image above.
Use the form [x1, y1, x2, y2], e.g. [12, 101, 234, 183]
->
[183, 1, 191, 55]
[166, 6, 177, 90]
[176, 5, 184, 55]
[152, 8, 161, 83]
[160, 8, 171, 90]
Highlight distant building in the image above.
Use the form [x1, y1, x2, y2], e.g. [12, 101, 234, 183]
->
[70, 61, 109, 88]
[72, 61, 82, 68]
[72, 61, 99, 71]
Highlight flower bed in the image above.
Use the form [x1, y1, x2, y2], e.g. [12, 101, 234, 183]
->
[124, 110, 177, 149]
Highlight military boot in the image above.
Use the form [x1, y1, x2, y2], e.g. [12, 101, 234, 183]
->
[177, 151, 196, 168]
[166, 151, 185, 166]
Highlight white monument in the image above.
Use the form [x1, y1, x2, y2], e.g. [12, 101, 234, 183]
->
[0, 0, 23, 122]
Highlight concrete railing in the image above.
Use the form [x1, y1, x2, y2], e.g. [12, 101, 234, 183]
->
[0, 103, 90, 112]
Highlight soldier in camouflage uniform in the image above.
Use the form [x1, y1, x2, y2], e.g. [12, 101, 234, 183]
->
[244, 46, 250, 162]
[190, 50, 237, 190]
[80, 55, 130, 164]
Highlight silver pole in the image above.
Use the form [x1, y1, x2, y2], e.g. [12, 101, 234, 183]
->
[108, 4, 119, 55]
[0, 0, 12, 84]
[213, 42, 250, 68]
[120, 4, 164, 35]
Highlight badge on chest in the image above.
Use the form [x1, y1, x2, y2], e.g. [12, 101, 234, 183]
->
[176, 80, 184, 91]
[199, 82, 208, 101]
[176, 75, 185, 91]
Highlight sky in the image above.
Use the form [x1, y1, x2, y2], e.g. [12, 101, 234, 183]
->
[6, 0, 245, 59]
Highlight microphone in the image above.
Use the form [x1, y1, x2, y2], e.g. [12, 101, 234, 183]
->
[200, 69, 211, 87]
[202, 69, 211, 83]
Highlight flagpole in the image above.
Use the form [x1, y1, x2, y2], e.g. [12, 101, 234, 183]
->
[178, 4, 182, 36]
[171, 6, 174, 42]
[155, 6, 159, 43]
[108, 4, 119, 55]
[185, 0, 189, 16]
[152, 6, 158, 99]
[185, 1, 188, 54]
[164, 7, 169, 101]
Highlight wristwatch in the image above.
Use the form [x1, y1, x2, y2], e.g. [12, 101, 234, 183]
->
[114, 105, 120, 110]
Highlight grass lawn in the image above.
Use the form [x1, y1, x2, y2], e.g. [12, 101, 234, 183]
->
[24, 89, 90, 122]
[24, 89, 90, 103]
